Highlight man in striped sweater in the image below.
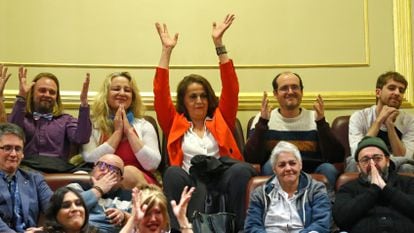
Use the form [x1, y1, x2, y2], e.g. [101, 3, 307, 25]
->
[244, 72, 344, 190]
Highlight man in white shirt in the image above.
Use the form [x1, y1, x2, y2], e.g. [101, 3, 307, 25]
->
[347, 71, 414, 172]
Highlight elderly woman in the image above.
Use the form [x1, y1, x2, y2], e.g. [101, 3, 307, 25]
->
[82, 72, 161, 189]
[154, 14, 256, 231]
[245, 141, 331, 233]
[40, 186, 98, 233]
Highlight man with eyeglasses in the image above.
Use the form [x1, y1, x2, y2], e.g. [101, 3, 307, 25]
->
[0, 123, 53, 233]
[245, 71, 344, 192]
[67, 154, 132, 233]
[333, 136, 414, 233]
[347, 71, 414, 173]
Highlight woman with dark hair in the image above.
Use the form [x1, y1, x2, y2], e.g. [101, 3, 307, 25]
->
[81, 72, 161, 189]
[41, 187, 98, 233]
[154, 14, 256, 231]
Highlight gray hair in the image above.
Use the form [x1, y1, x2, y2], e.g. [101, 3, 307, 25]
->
[0, 123, 25, 143]
[270, 141, 302, 166]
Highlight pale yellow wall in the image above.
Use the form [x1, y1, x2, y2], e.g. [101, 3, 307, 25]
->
[1, 0, 414, 135]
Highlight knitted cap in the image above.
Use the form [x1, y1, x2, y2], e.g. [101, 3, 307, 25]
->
[354, 136, 391, 161]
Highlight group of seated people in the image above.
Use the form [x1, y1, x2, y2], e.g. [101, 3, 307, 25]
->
[0, 12, 414, 233]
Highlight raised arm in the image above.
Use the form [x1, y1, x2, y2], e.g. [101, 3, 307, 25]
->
[9, 66, 34, 126]
[156, 23, 178, 69]
[212, 14, 235, 64]
[171, 186, 195, 232]
[153, 23, 179, 134]
[0, 65, 11, 123]
[67, 73, 92, 144]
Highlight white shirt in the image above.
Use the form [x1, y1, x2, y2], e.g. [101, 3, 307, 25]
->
[265, 179, 304, 233]
[181, 122, 219, 173]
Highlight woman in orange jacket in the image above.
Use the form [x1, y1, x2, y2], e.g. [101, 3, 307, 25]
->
[153, 14, 256, 232]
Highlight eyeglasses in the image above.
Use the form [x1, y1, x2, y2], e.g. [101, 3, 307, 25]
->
[0, 145, 23, 154]
[95, 161, 123, 176]
[277, 85, 301, 93]
[358, 154, 385, 166]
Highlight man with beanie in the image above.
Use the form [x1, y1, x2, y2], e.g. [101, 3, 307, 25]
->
[333, 136, 414, 233]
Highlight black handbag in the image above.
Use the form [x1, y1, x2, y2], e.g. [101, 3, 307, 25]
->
[192, 211, 236, 233]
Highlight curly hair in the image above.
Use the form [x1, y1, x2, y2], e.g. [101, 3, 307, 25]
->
[91, 72, 145, 136]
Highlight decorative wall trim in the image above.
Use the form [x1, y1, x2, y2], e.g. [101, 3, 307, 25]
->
[2, 1, 369, 69]
[6, 91, 411, 111]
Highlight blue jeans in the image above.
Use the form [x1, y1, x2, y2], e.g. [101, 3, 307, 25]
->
[261, 160, 338, 189]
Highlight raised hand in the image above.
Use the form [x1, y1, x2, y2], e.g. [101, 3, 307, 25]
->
[155, 22, 178, 50]
[260, 91, 271, 120]
[80, 73, 90, 107]
[313, 94, 325, 121]
[132, 188, 147, 225]
[212, 14, 235, 45]
[0, 65, 11, 97]
[18, 66, 34, 97]
[171, 186, 195, 226]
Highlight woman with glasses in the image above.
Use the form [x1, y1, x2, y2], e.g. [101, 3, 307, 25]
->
[154, 14, 256, 231]
[81, 72, 161, 189]
[38, 186, 98, 233]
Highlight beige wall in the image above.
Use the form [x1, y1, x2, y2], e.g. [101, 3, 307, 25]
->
[1, 0, 413, 135]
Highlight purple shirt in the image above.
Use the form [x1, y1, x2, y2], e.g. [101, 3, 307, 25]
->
[9, 99, 92, 160]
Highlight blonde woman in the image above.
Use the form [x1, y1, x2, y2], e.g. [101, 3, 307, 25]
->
[121, 185, 194, 233]
[82, 72, 161, 189]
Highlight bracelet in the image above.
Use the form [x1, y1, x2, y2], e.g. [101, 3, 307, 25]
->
[93, 185, 105, 196]
[180, 224, 192, 230]
[215, 46, 227, 56]
[15, 95, 26, 102]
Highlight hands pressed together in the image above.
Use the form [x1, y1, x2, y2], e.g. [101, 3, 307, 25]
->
[369, 159, 386, 189]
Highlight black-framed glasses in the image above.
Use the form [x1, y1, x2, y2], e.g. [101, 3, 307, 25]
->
[0, 145, 23, 154]
[95, 161, 123, 176]
[358, 154, 384, 166]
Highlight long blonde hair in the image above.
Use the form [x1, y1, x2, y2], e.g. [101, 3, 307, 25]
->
[91, 72, 145, 136]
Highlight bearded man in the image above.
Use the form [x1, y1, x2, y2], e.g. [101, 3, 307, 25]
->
[334, 136, 414, 233]
[9, 67, 91, 161]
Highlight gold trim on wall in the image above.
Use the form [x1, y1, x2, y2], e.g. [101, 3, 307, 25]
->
[3, 0, 412, 110]
[394, 0, 413, 104]
[5, 91, 408, 111]
[2, 0, 369, 69]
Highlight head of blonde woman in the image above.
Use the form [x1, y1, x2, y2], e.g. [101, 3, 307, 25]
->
[92, 72, 145, 135]
[137, 184, 170, 233]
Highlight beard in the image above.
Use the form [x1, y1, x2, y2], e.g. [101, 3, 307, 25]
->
[35, 100, 55, 113]
[361, 163, 389, 183]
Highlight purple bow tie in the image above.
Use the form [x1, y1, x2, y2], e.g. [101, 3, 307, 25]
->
[33, 112, 53, 121]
